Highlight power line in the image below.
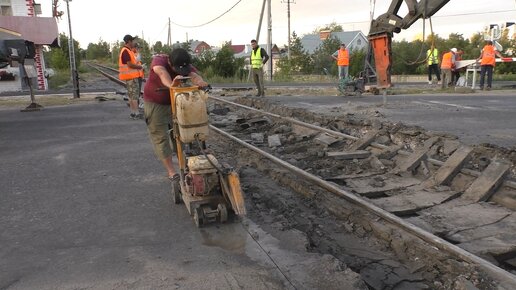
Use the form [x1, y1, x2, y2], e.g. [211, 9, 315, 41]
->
[169, 0, 245, 28]
[332, 9, 516, 26]
[433, 9, 516, 18]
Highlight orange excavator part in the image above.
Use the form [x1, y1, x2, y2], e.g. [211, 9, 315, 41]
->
[369, 34, 392, 88]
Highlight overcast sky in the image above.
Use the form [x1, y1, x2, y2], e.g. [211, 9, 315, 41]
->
[42, 0, 516, 49]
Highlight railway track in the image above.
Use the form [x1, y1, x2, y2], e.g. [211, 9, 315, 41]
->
[91, 62, 516, 289]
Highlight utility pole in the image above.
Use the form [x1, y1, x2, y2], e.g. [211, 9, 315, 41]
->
[281, 0, 295, 60]
[267, 0, 272, 81]
[65, 0, 79, 98]
[167, 18, 172, 46]
[256, 0, 266, 42]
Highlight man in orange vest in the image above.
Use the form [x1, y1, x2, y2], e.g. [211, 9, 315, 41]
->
[119, 34, 144, 119]
[477, 40, 503, 91]
[332, 43, 350, 80]
[440, 48, 456, 89]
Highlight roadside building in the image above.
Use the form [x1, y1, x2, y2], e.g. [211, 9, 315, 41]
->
[301, 30, 368, 54]
[0, 0, 58, 93]
[189, 40, 211, 55]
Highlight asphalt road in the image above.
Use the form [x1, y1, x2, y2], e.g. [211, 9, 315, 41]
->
[268, 90, 516, 148]
[0, 100, 365, 289]
[0, 101, 284, 289]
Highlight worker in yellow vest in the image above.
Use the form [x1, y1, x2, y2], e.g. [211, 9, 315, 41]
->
[477, 40, 503, 90]
[250, 39, 269, 97]
[332, 43, 350, 80]
[440, 48, 456, 89]
[119, 34, 143, 119]
[426, 45, 440, 85]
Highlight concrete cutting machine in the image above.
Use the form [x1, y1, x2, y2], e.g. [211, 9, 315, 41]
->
[168, 78, 246, 227]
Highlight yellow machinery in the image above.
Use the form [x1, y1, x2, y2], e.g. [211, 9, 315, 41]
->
[168, 78, 245, 227]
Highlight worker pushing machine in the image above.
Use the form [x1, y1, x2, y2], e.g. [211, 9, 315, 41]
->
[143, 48, 245, 227]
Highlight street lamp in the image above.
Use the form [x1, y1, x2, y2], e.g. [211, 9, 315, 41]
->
[65, 0, 79, 98]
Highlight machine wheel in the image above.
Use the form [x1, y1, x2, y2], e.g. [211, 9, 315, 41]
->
[171, 179, 181, 204]
[194, 207, 204, 228]
[218, 203, 228, 223]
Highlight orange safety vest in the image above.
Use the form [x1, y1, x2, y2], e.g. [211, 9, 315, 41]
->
[118, 46, 140, 80]
[441, 52, 453, 69]
[136, 55, 144, 78]
[481, 45, 496, 66]
[337, 49, 349, 66]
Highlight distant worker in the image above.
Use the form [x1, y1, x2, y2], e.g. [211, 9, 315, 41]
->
[426, 45, 440, 85]
[440, 48, 456, 89]
[477, 40, 503, 91]
[143, 48, 208, 181]
[332, 43, 350, 80]
[119, 34, 143, 119]
[451, 48, 464, 86]
[250, 39, 269, 97]
[132, 43, 145, 94]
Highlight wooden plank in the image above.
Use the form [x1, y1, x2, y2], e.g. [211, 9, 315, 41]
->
[446, 213, 516, 244]
[431, 146, 473, 186]
[327, 150, 371, 160]
[371, 190, 460, 216]
[405, 200, 512, 235]
[315, 133, 341, 146]
[395, 148, 429, 173]
[325, 172, 378, 181]
[462, 161, 511, 202]
[346, 175, 421, 198]
[349, 130, 377, 151]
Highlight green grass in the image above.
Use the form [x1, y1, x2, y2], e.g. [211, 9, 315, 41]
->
[47, 69, 71, 89]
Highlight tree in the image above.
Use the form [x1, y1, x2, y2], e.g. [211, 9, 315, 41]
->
[276, 31, 313, 77]
[193, 49, 215, 72]
[44, 33, 81, 70]
[349, 49, 366, 77]
[85, 38, 110, 60]
[312, 36, 340, 75]
[492, 29, 516, 74]
[213, 42, 237, 78]
[391, 39, 426, 74]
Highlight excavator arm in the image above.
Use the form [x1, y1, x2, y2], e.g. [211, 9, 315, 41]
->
[364, 0, 450, 88]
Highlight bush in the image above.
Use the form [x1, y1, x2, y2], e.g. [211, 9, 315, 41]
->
[47, 69, 71, 89]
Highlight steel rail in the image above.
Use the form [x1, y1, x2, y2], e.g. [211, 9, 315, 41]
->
[90, 66, 515, 284]
[208, 96, 516, 189]
[210, 124, 516, 288]
[87, 63, 124, 86]
[88, 68, 516, 189]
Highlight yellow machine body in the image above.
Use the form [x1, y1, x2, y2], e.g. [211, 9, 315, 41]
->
[168, 84, 246, 227]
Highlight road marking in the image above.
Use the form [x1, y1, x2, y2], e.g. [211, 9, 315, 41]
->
[426, 101, 479, 110]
